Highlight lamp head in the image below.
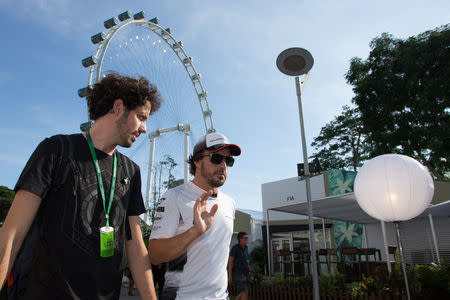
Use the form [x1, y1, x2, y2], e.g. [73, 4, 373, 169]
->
[354, 154, 434, 222]
[276, 47, 314, 76]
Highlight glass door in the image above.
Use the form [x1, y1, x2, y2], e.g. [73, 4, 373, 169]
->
[272, 233, 294, 275]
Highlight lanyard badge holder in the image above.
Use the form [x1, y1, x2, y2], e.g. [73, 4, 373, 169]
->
[86, 129, 118, 258]
[100, 225, 114, 257]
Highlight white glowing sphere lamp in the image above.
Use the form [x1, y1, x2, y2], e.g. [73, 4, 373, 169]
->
[354, 154, 434, 222]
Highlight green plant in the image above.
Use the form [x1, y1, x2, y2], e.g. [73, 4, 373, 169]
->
[249, 264, 264, 285]
[319, 270, 346, 294]
[350, 274, 386, 299]
[249, 245, 266, 285]
[412, 260, 450, 293]
[350, 280, 367, 299]
[258, 274, 313, 289]
[260, 272, 283, 287]
[294, 275, 313, 289]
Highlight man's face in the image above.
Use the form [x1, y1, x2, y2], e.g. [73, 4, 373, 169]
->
[197, 147, 232, 188]
[239, 235, 248, 246]
[117, 101, 151, 148]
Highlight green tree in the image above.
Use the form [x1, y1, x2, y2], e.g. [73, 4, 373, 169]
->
[0, 186, 15, 222]
[345, 24, 450, 180]
[311, 105, 371, 171]
[140, 219, 151, 248]
[148, 155, 178, 224]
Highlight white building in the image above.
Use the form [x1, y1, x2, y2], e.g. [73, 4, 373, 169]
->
[261, 169, 450, 275]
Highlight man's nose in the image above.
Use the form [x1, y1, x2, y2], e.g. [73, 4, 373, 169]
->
[219, 159, 227, 168]
[141, 122, 147, 134]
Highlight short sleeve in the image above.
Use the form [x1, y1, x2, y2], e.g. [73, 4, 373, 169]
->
[149, 190, 179, 240]
[126, 163, 146, 216]
[230, 244, 237, 258]
[15, 137, 60, 199]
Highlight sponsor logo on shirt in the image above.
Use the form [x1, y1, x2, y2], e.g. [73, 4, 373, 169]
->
[157, 197, 166, 206]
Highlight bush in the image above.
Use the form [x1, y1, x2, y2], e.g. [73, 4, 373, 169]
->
[411, 260, 450, 295]
[259, 273, 313, 289]
[249, 245, 266, 285]
[349, 274, 387, 299]
[349, 261, 450, 298]
[319, 270, 346, 294]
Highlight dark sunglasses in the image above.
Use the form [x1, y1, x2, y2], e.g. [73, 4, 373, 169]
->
[200, 152, 235, 167]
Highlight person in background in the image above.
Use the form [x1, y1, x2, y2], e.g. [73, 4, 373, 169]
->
[151, 263, 167, 298]
[228, 232, 251, 300]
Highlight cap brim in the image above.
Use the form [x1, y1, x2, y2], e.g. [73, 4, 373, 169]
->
[207, 144, 241, 156]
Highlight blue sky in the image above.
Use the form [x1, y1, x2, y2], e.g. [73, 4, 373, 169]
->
[0, 0, 449, 211]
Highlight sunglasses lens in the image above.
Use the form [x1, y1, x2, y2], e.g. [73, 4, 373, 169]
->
[210, 153, 234, 167]
[225, 156, 234, 167]
[210, 153, 223, 164]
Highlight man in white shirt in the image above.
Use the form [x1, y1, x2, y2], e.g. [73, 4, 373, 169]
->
[148, 132, 241, 300]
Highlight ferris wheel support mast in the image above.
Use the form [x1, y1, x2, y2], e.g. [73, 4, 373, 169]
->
[145, 124, 191, 224]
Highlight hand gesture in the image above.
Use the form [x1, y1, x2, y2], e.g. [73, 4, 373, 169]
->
[193, 190, 219, 235]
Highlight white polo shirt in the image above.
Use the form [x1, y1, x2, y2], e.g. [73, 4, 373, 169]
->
[150, 181, 235, 300]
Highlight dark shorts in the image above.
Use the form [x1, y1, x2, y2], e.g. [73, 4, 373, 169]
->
[233, 272, 249, 293]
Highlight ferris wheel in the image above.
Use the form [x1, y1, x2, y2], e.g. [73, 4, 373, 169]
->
[78, 10, 215, 222]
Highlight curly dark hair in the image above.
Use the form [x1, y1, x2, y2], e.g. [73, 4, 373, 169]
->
[87, 72, 162, 120]
[188, 152, 204, 176]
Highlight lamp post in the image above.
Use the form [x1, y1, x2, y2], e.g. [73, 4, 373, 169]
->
[276, 47, 319, 300]
[354, 154, 434, 300]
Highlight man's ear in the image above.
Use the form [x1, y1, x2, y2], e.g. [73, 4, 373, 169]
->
[194, 158, 201, 174]
[111, 98, 124, 116]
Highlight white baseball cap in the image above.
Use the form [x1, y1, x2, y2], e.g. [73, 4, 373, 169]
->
[193, 132, 241, 156]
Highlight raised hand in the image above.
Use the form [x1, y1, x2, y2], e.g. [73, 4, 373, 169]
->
[193, 190, 219, 235]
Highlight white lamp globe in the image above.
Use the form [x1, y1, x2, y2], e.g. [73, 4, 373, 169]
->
[354, 154, 434, 222]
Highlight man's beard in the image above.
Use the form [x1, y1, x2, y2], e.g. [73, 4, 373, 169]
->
[117, 111, 132, 148]
[201, 164, 226, 188]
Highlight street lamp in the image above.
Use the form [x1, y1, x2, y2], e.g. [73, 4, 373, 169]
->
[276, 47, 319, 300]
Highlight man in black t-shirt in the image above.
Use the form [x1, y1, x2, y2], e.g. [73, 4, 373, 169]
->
[0, 73, 162, 299]
[228, 232, 250, 300]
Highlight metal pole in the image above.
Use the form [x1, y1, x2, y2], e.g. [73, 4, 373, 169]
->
[395, 221, 411, 300]
[265, 209, 272, 276]
[363, 224, 369, 248]
[295, 76, 319, 300]
[381, 221, 392, 273]
[184, 130, 189, 183]
[145, 137, 156, 224]
[428, 213, 441, 264]
[322, 218, 327, 249]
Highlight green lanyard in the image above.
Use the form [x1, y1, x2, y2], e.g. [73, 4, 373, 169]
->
[243, 247, 250, 265]
[86, 130, 117, 227]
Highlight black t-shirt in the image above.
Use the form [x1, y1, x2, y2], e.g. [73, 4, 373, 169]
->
[14, 134, 146, 299]
[230, 244, 250, 276]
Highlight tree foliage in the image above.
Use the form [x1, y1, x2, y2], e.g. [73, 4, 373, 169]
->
[0, 186, 15, 222]
[311, 105, 370, 171]
[148, 155, 179, 224]
[345, 24, 449, 179]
